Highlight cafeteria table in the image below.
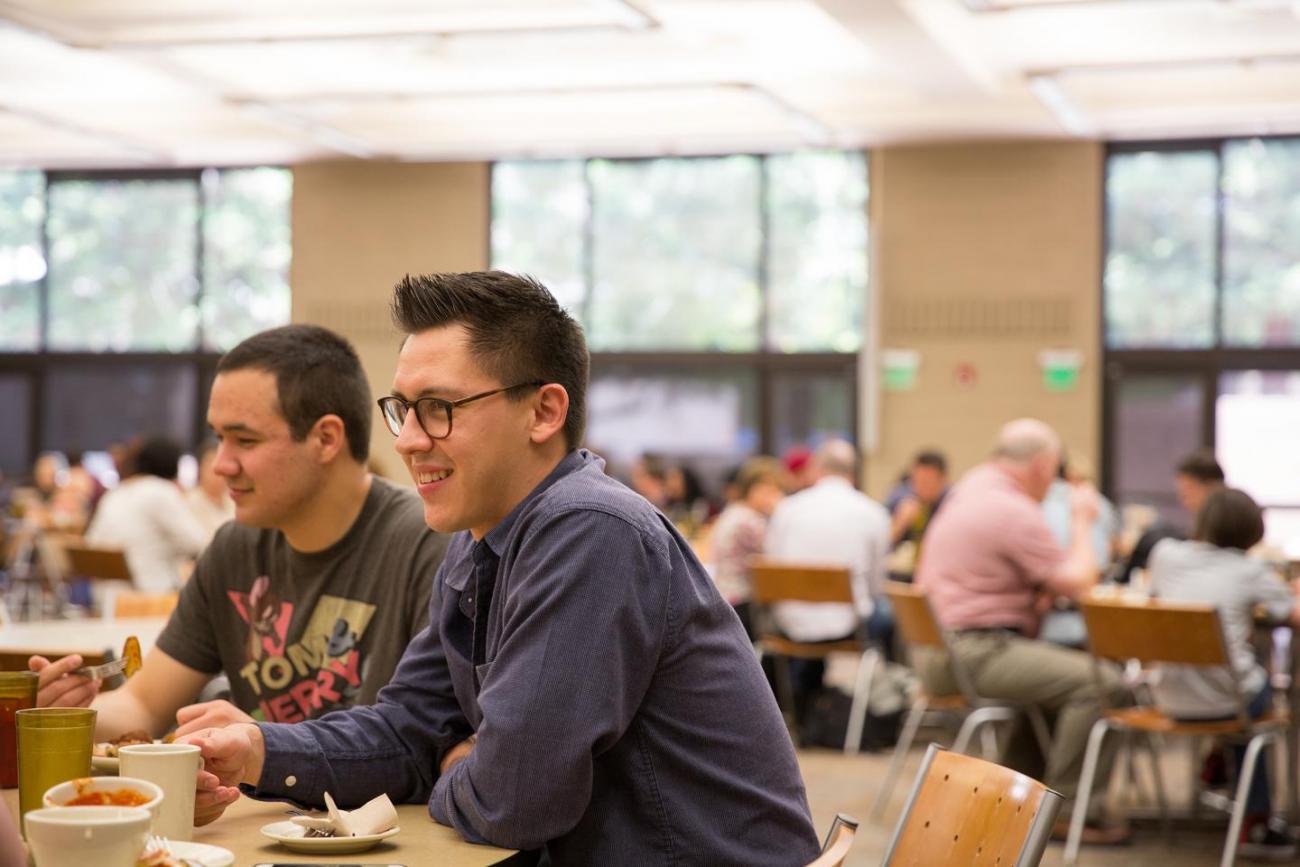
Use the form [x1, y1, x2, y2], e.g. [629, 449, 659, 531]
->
[3, 787, 521, 865]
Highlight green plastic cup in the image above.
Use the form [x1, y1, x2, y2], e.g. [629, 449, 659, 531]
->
[0, 672, 39, 788]
[16, 707, 96, 836]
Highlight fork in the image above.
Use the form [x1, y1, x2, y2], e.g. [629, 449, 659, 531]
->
[145, 834, 203, 866]
[76, 656, 130, 680]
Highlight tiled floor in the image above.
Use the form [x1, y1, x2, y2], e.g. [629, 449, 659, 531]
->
[798, 744, 1244, 866]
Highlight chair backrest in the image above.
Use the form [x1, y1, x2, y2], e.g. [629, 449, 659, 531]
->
[112, 591, 179, 619]
[807, 814, 859, 867]
[882, 744, 1062, 867]
[749, 560, 854, 605]
[1080, 596, 1230, 667]
[62, 544, 133, 583]
[885, 582, 945, 649]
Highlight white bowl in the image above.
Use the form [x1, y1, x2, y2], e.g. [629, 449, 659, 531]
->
[25, 806, 150, 867]
[43, 775, 163, 824]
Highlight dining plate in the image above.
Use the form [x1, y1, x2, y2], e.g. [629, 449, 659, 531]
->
[89, 754, 119, 774]
[166, 841, 235, 867]
[259, 820, 400, 854]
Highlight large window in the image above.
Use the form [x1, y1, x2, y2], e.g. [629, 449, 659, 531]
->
[492, 151, 867, 486]
[0, 167, 291, 478]
[1103, 137, 1300, 550]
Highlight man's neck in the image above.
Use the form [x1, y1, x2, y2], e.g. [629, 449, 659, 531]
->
[281, 464, 373, 553]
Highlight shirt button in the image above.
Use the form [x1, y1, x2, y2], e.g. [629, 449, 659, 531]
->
[285, 775, 297, 787]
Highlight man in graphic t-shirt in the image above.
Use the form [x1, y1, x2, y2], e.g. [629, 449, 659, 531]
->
[31, 324, 449, 737]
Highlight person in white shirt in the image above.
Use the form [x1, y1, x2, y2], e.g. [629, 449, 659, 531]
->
[186, 439, 235, 543]
[763, 439, 892, 717]
[86, 436, 207, 593]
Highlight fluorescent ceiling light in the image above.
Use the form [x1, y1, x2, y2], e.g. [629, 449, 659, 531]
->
[1028, 74, 1093, 135]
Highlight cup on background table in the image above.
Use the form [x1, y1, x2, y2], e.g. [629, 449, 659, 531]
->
[16, 707, 96, 835]
[119, 742, 202, 841]
[0, 671, 39, 788]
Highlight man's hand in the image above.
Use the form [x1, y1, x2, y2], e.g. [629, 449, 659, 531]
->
[440, 736, 476, 775]
[181, 723, 264, 826]
[1069, 482, 1100, 525]
[29, 655, 100, 709]
[895, 496, 922, 527]
[175, 700, 254, 737]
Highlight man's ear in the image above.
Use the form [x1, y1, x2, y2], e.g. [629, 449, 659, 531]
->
[312, 414, 348, 463]
[528, 384, 570, 446]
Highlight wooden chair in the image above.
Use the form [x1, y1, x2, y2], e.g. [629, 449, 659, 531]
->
[749, 559, 881, 754]
[61, 544, 134, 583]
[111, 591, 179, 619]
[806, 813, 859, 867]
[1064, 597, 1290, 867]
[872, 582, 1052, 818]
[882, 743, 1062, 866]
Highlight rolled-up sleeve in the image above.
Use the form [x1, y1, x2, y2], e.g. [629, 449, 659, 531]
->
[251, 584, 471, 808]
[430, 508, 669, 849]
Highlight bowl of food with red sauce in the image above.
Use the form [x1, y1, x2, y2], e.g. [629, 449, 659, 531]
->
[43, 775, 163, 824]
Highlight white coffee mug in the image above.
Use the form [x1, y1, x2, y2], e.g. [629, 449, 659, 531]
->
[118, 742, 202, 841]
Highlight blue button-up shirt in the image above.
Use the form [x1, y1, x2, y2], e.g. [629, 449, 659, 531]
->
[254, 450, 819, 865]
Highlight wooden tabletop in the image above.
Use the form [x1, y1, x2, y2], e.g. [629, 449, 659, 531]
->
[4, 788, 519, 866]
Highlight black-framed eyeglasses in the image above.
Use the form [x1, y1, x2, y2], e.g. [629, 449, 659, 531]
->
[377, 381, 545, 439]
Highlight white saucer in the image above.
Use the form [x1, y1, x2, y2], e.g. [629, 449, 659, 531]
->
[167, 841, 235, 867]
[90, 755, 119, 774]
[260, 820, 400, 854]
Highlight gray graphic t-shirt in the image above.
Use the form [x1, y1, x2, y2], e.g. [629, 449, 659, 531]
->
[157, 476, 448, 723]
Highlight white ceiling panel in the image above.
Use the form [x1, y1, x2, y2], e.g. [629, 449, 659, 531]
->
[0, 0, 1297, 167]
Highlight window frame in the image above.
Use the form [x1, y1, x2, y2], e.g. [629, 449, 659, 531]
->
[0, 166, 287, 477]
[489, 151, 868, 457]
[1101, 135, 1300, 503]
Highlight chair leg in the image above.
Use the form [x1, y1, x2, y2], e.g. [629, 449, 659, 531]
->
[844, 648, 879, 755]
[871, 698, 928, 820]
[1064, 719, 1112, 866]
[1146, 732, 1171, 840]
[952, 707, 1013, 756]
[772, 653, 797, 736]
[1189, 736, 1203, 820]
[979, 718, 1000, 760]
[1221, 733, 1273, 867]
[1026, 705, 1053, 758]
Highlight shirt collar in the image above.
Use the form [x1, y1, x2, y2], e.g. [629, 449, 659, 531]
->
[478, 448, 595, 559]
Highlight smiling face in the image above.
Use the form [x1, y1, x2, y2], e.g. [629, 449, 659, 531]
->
[207, 368, 326, 533]
[391, 324, 564, 539]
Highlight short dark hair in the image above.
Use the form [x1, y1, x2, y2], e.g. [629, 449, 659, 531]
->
[1176, 449, 1225, 484]
[134, 436, 182, 481]
[913, 450, 948, 474]
[1193, 487, 1265, 551]
[390, 272, 589, 450]
[216, 324, 371, 463]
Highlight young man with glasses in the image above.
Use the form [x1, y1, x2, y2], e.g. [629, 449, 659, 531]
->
[31, 324, 450, 742]
[190, 272, 820, 865]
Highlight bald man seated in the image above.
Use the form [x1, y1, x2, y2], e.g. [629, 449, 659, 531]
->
[913, 418, 1129, 845]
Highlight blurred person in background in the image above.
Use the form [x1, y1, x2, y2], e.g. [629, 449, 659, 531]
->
[31, 324, 450, 746]
[886, 449, 950, 551]
[1043, 449, 1119, 572]
[86, 435, 206, 593]
[1119, 449, 1225, 584]
[187, 439, 235, 543]
[915, 418, 1129, 845]
[64, 450, 107, 520]
[710, 456, 786, 638]
[18, 452, 88, 531]
[1148, 487, 1300, 858]
[664, 462, 712, 527]
[629, 452, 669, 508]
[780, 444, 816, 492]
[765, 439, 892, 718]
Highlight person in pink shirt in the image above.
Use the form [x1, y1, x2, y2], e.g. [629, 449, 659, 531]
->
[914, 418, 1129, 845]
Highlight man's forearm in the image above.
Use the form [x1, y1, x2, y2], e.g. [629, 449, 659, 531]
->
[1059, 517, 1100, 597]
[92, 683, 172, 740]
